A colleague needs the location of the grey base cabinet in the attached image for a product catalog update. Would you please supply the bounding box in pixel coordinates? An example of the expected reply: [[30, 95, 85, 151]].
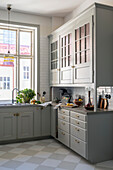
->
[[50, 107, 57, 138], [18, 112, 33, 139], [0, 112, 16, 141], [34, 106, 51, 137], [42, 106, 50, 136], [0, 107, 34, 141]]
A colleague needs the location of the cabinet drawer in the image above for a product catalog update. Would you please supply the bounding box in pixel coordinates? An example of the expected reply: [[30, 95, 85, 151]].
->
[[58, 129, 69, 147], [70, 135, 87, 158], [70, 111, 87, 121], [58, 113, 69, 122], [70, 124, 87, 141], [58, 119, 69, 133], [70, 117, 87, 129], [58, 108, 69, 116]]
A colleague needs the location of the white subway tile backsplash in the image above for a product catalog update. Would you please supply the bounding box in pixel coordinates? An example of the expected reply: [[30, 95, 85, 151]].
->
[[40, 37, 50, 101]]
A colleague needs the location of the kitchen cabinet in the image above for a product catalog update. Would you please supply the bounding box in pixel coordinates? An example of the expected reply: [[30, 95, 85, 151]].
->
[[60, 31, 73, 84], [50, 35, 60, 85], [0, 108, 34, 141], [70, 111, 87, 158], [34, 107, 41, 137], [57, 108, 113, 163], [58, 108, 70, 147], [0, 112, 16, 141], [50, 106, 57, 138], [42, 106, 51, 136], [73, 16, 93, 83], [18, 111, 33, 139], [34, 106, 51, 137], [49, 3, 113, 89]]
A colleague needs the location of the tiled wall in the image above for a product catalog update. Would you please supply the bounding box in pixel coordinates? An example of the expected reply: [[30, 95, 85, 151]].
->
[[52, 87, 86, 104], [97, 87, 113, 110], [40, 37, 50, 101]]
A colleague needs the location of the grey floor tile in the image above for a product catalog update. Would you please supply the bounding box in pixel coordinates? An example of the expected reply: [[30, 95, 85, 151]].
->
[[1, 153, 18, 159], [27, 156, 45, 164], [41, 147, 57, 153], [49, 153, 66, 160], [96, 160, 113, 169], [41, 158, 61, 167], [58, 161, 77, 170], [16, 162, 39, 170], [18, 144, 33, 149], [35, 165, 55, 170], [0, 146, 13, 152], [2, 160, 22, 169], [21, 149, 38, 156], [75, 163, 95, 170]]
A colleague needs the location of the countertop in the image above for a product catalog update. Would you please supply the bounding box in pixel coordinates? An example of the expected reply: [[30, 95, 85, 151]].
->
[[51, 102, 113, 115]]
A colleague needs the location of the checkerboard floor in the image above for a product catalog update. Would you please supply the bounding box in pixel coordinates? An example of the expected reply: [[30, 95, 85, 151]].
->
[[0, 139, 112, 170]]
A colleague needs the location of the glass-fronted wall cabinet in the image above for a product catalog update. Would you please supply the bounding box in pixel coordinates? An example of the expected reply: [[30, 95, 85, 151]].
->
[[50, 37, 59, 85], [74, 16, 93, 83], [60, 32, 73, 84]]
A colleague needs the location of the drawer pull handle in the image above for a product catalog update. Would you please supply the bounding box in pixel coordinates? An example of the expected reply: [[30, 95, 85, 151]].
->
[[76, 115, 79, 118], [62, 111, 65, 113], [62, 116, 65, 119], [75, 127, 79, 131], [62, 132, 65, 135], [76, 121, 79, 124], [75, 139, 80, 143], [62, 122, 65, 125]]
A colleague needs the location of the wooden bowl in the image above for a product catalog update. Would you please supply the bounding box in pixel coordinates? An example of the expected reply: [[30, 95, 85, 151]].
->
[[73, 101, 83, 106]]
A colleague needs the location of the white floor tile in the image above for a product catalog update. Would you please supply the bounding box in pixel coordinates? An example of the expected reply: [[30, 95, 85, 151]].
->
[[41, 158, 61, 167]]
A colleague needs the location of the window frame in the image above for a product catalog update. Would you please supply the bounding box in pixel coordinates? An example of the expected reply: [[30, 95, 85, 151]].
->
[[0, 20, 40, 102]]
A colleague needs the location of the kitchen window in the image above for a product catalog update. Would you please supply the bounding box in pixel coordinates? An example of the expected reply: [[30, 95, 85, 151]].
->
[[0, 23, 39, 103]]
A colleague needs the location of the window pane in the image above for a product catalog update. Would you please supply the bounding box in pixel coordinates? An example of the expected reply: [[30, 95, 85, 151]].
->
[[20, 31, 31, 55], [0, 58, 16, 101], [0, 29, 16, 54], [20, 59, 31, 90]]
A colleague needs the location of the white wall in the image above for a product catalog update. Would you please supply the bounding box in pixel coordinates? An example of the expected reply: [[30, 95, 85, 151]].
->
[[0, 9, 52, 37], [52, 17, 64, 31], [64, 0, 113, 23]]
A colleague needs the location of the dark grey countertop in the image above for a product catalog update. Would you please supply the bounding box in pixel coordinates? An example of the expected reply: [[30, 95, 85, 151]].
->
[[0, 103, 44, 108], [51, 102, 113, 115]]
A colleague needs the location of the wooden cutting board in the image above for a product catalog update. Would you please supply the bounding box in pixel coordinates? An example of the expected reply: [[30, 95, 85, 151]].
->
[[61, 104, 78, 108]]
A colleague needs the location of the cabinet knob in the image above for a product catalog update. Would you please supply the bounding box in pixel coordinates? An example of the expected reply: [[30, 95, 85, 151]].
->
[[62, 122, 65, 125], [62, 116, 65, 119], [76, 115, 79, 118], [62, 111, 65, 113], [61, 132, 65, 135], [75, 139, 80, 143], [76, 121, 79, 124], [75, 127, 79, 131], [14, 113, 16, 116], [16, 113, 20, 116]]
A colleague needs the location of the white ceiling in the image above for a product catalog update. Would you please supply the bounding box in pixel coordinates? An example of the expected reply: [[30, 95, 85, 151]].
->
[[0, 0, 85, 17]]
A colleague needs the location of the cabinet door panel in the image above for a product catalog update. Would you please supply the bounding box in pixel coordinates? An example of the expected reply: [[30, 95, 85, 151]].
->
[[0, 113, 16, 141], [51, 107, 57, 138], [42, 107, 50, 136], [34, 107, 41, 137], [74, 66, 90, 83], [18, 112, 33, 139]]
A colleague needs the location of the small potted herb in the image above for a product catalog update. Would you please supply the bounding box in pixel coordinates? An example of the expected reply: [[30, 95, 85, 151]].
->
[[16, 88, 36, 103]]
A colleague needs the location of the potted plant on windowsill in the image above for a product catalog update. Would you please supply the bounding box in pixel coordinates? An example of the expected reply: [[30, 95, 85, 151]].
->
[[16, 88, 36, 104]]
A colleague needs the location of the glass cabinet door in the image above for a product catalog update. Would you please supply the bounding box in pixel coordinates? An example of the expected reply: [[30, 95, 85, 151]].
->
[[51, 41, 58, 70], [75, 23, 90, 65], [61, 33, 72, 68]]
